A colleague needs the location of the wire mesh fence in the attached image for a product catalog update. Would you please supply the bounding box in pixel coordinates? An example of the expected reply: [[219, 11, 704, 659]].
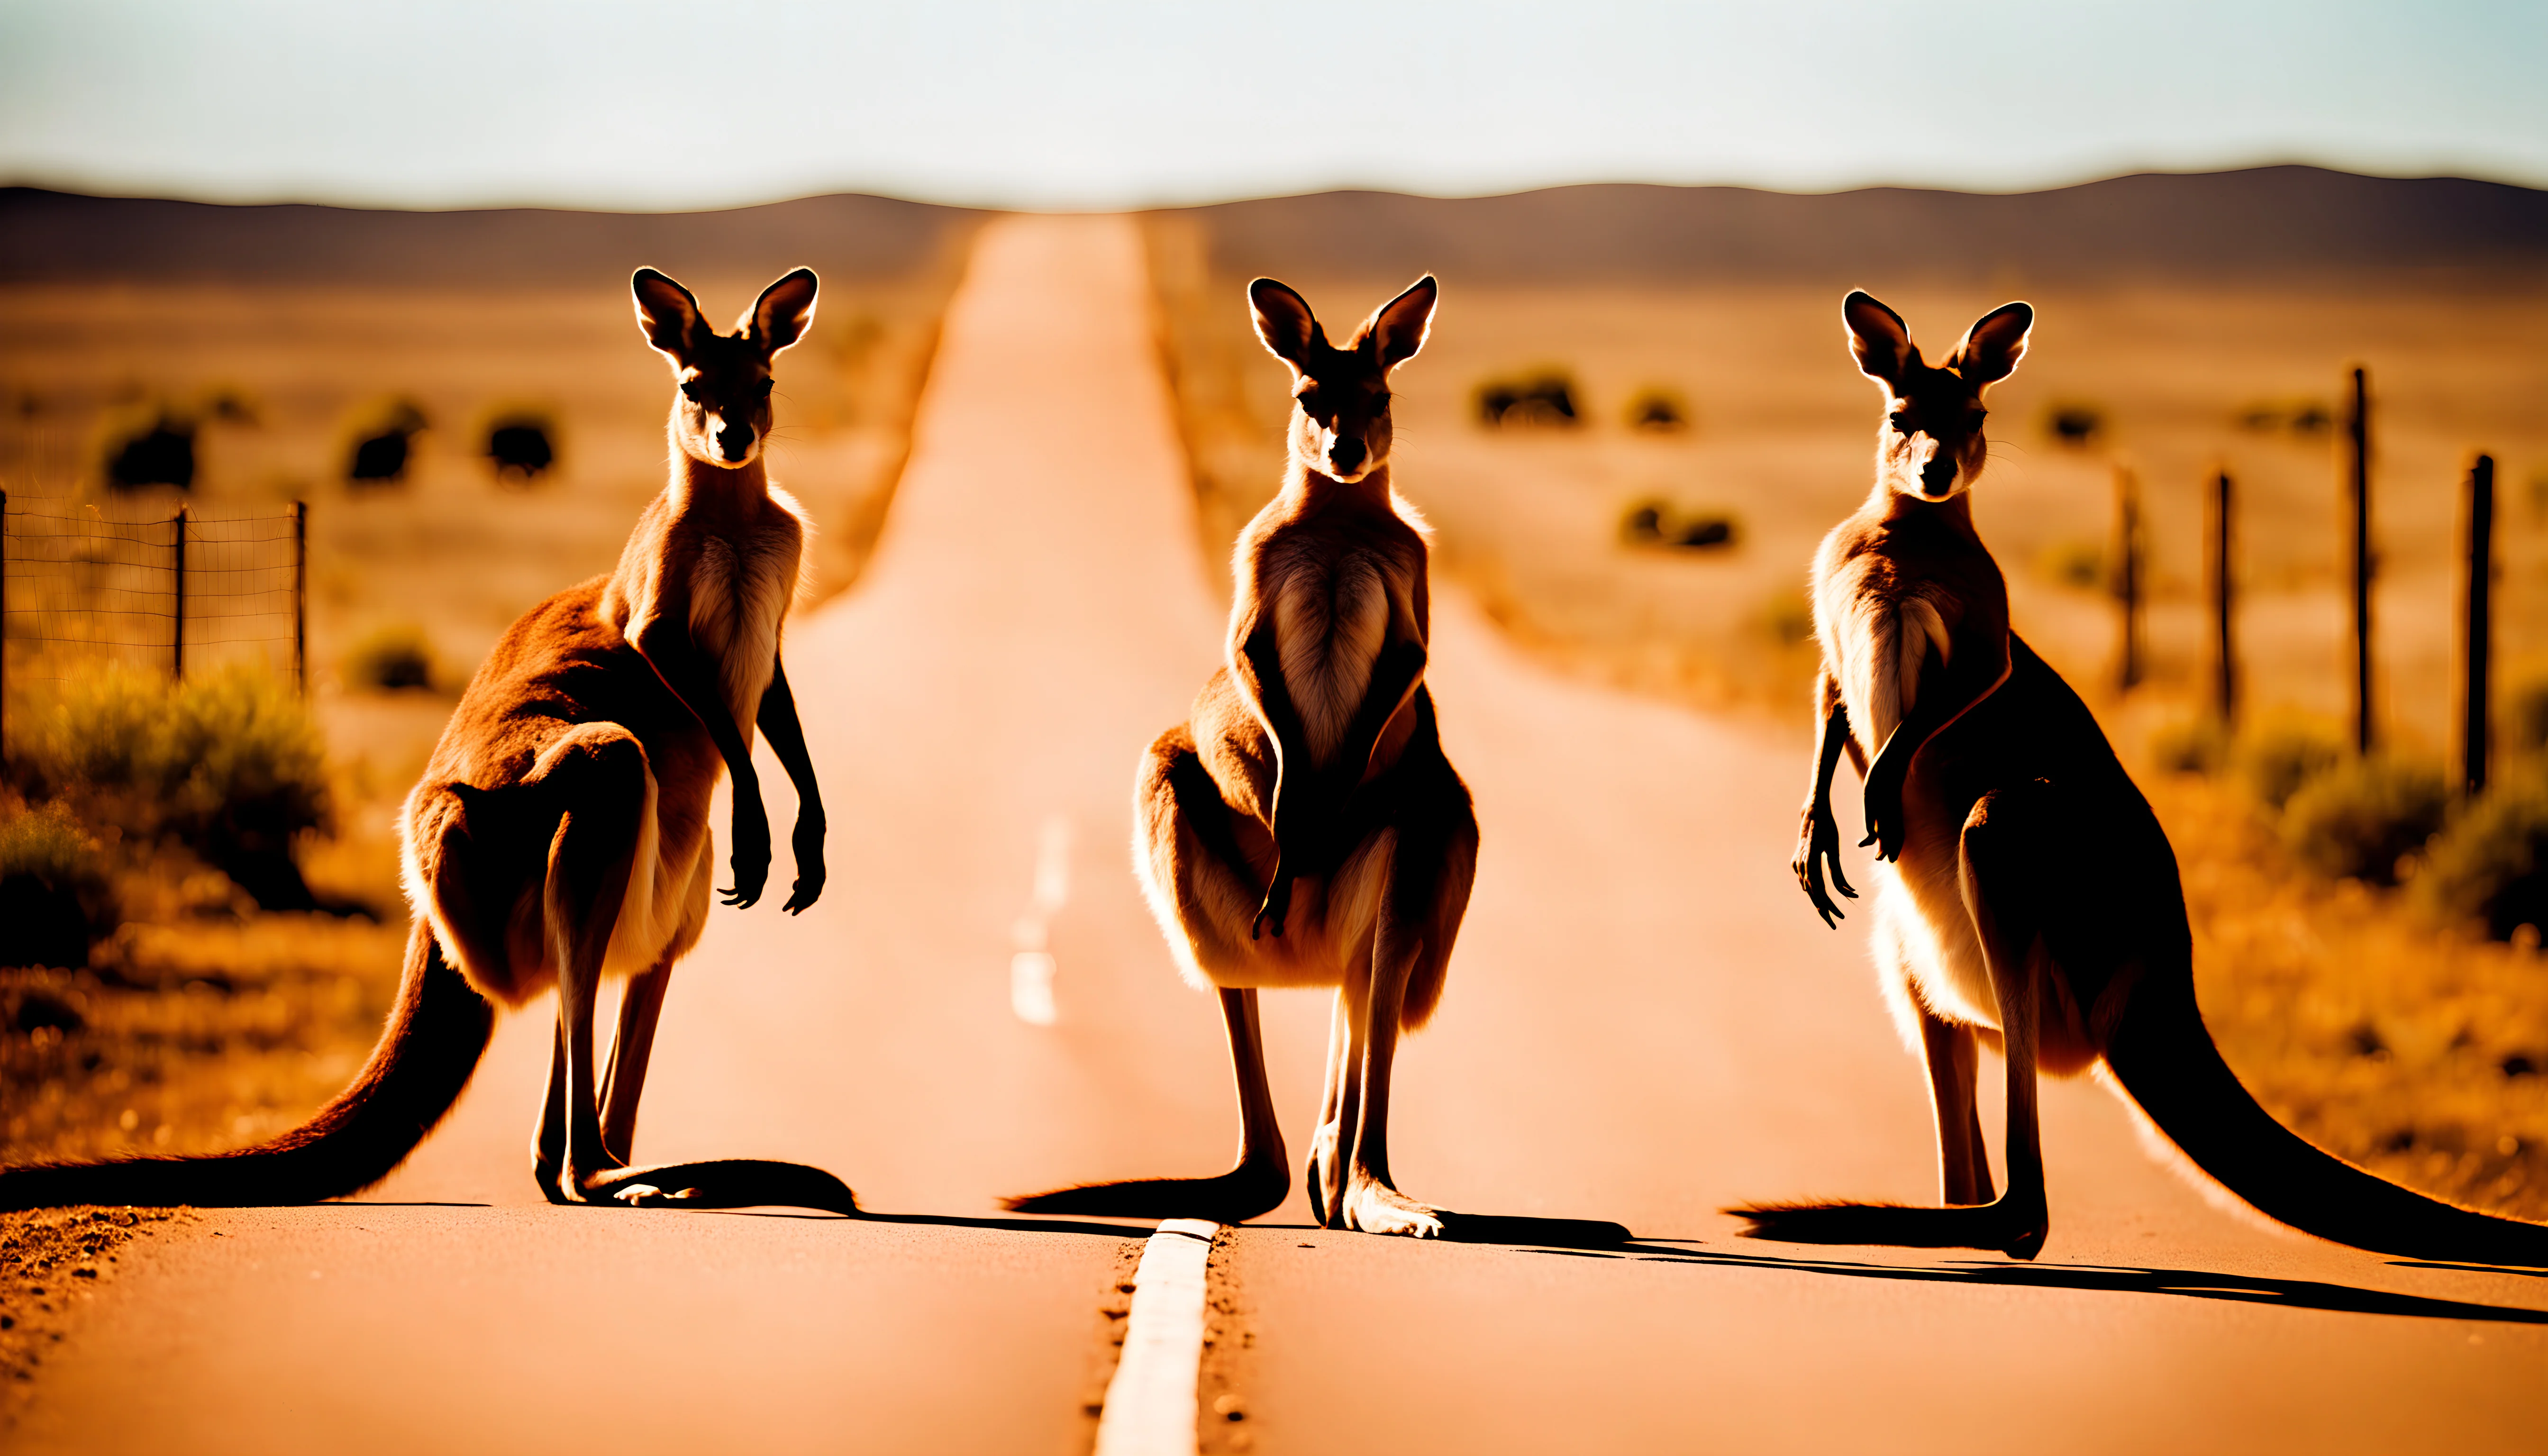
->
[[0, 491, 307, 703]]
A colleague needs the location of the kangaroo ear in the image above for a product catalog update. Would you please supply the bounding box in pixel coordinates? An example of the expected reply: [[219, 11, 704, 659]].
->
[[1843, 290, 1915, 387], [1948, 301, 2032, 386], [633, 269, 706, 362], [1366, 275, 1438, 371], [1248, 278, 1323, 372], [748, 267, 819, 355]]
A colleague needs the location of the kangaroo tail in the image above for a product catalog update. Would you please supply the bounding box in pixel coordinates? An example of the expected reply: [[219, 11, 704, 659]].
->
[[2105, 977, 2548, 1267], [0, 920, 494, 1211]]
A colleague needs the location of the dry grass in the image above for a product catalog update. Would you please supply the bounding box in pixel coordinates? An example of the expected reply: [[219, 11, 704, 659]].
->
[[2159, 773, 2548, 1220], [1144, 218, 2548, 1222], [0, 255, 964, 1183], [2, 915, 407, 1168]]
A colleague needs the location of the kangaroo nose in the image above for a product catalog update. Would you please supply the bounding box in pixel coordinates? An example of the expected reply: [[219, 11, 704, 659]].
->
[[1920, 456, 1956, 495], [717, 423, 755, 460], [1329, 436, 1367, 474]]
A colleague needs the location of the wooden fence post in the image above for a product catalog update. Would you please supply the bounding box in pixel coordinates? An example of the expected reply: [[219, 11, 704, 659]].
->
[[2347, 365, 2373, 753], [293, 499, 309, 697], [2210, 467, 2235, 725], [2114, 463, 2144, 693], [2465, 453, 2495, 796], [171, 501, 189, 679], [1, 488, 9, 764]]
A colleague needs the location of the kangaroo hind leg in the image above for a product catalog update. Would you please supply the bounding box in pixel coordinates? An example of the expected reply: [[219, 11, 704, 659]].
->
[[600, 957, 674, 1165], [1916, 997, 1995, 1207], [525, 727, 857, 1215], [1306, 990, 1350, 1225], [1729, 784, 2055, 1258], [532, 729, 650, 1203], [1003, 733, 1288, 1222], [1003, 987, 1290, 1221], [1338, 828, 1456, 1238]]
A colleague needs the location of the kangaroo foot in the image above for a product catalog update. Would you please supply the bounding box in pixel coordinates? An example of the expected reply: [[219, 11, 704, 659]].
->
[[1342, 1174, 1443, 1238], [531, 1154, 574, 1207], [1304, 1123, 1342, 1228]]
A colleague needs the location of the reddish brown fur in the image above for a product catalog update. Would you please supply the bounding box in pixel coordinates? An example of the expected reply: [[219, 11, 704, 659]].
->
[[1008, 276, 1478, 1236], [0, 269, 854, 1214], [1741, 291, 2548, 1267]]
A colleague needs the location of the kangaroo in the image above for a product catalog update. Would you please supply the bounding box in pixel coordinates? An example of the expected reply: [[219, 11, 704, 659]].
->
[[1008, 277, 1477, 1236], [1734, 290, 2548, 1265], [0, 268, 854, 1215]]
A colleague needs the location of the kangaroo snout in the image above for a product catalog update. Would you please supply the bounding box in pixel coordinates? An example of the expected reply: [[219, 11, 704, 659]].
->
[[1920, 454, 1957, 495], [716, 422, 756, 461], [1328, 435, 1368, 475]]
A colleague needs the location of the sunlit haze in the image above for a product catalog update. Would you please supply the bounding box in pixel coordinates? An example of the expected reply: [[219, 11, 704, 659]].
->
[[3, 0, 2543, 210]]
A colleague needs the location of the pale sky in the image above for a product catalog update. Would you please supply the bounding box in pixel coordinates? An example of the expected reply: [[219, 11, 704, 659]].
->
[[2, 0, 2542, 211]]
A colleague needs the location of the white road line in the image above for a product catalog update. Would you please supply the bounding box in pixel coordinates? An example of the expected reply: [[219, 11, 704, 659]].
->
[[1093, 1219, 1220, 1456], [1010, 813, 1073, 1025]]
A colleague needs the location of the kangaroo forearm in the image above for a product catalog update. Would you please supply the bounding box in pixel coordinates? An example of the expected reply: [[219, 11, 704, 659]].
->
[[755, 662, 824, 818], [1810, 693, 1851, 816], [1875, 647, 2009, 781], [1329, 642, 1426, 792], [634, 619, 762, 786], [1238, 627, 1316, 837]]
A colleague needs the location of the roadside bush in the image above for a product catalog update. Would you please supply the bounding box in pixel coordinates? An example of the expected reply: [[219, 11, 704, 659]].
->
[[1620, 499, 1739, 550], [2417, 773, 2548, 942], [2507, 671, 2548, 758], [346, 622, 436, 692], [7, 663, 331, 910], [2234, 714, 2346, 810], [1625, 389, 1689, 432], [2279, 753, 2448, 885], [1476, 371, 1581, 428], [2044, 400, 2104, 447], [2038, 538, 2105, 592], [1761, 590, 1815, 648], [0, 801, 118, 968], [2152, 716, 2231, 775]]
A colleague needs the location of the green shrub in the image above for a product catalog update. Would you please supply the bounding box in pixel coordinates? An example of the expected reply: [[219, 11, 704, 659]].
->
[[2280, 753, 2448, 885], [2235, 714, 2346, 810], [6, 663, 331, 910], [346, 621, 436, 691], [0, 801, 118, 967], [2038, 538, 2106, 592], [2152, 716, 2231, 775], [1761, 590, 1815, 648], [2417, 772, 2548, 941], [2508, 672, 2548, 758]]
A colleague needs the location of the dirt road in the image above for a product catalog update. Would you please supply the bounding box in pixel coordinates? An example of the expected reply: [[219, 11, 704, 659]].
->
[[13, 216, 2545, 1455]]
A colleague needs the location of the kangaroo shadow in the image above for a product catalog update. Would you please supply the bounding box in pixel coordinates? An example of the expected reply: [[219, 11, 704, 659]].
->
[[1603, 1243, 2548, 1325]]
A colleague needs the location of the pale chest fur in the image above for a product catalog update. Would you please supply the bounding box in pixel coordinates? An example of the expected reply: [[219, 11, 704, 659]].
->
[[1812, 522, 1952, 760], [1263, 538, 1410, 767], [683, 513, 804, 735], [1812, 519, 1996, 1030], [606, 488, 808, 739]]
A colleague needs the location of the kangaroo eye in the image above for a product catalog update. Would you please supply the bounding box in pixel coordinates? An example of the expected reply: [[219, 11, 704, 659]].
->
[[681, 380, 705, 403], [1888, 411, 1912, 432], [756, 379, 775, 398], [1372, 393, 1392, 412]]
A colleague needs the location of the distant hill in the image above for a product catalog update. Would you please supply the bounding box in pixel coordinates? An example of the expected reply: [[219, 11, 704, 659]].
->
[[1165, 167, 2548, 285], [4, 167, 2542, 287], [0, 189, 976, 285]]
